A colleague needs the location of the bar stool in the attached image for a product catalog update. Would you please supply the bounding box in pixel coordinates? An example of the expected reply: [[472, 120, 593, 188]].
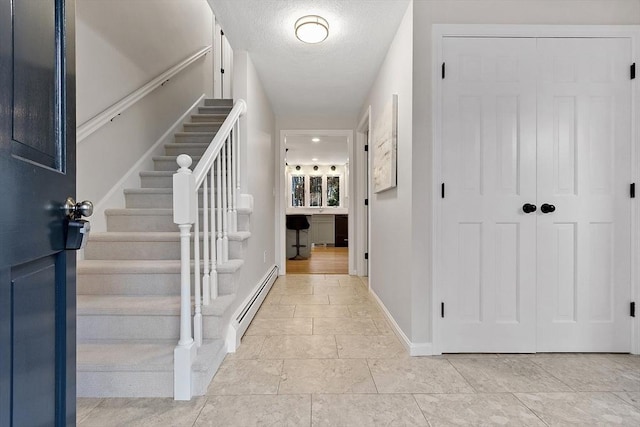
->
[[286, 215, 310, 260]]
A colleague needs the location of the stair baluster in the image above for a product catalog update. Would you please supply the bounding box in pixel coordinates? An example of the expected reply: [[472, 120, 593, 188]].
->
[[173, 99, 246, 401], [210, 170, 218, 299]]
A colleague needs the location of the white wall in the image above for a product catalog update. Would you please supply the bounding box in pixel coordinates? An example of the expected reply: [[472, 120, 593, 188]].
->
[[362, 0, 640, 350], [76, 0, 213, 227], [231, 51, 277, 310], [359, 2, 415, 341]]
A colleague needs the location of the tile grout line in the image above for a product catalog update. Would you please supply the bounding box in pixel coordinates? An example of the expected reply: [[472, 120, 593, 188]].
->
[[511, 392, 551, 427], [445, 358, 478, 393], [365, 358, 380, 394], [527, 356, 577, 392], [190, 396, 210, 427], [76, 398, 105, 425], [410, 393, 431, 426]]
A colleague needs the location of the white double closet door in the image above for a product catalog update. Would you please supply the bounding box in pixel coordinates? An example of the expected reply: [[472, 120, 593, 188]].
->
[[440, 36, 632, 353]]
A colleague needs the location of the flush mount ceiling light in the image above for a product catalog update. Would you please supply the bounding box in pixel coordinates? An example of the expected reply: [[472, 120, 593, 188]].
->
[[311, 137, 320, 142], [295, 15, 329, 44]]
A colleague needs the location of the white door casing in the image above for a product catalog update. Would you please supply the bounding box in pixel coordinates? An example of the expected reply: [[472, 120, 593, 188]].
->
[[439, 34, 634, 353]]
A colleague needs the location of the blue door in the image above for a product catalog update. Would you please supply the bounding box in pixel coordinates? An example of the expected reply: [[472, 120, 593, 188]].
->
[[0, 0, 77, 425]]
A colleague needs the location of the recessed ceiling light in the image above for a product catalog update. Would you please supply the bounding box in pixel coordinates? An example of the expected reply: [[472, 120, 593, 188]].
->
[[312, 158, 318, 162], [295, 15, 329, 44], [312, 137, 320, 142]]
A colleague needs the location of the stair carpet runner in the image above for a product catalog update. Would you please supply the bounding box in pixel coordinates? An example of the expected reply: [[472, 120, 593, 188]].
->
[[76, 99, 252, 398]]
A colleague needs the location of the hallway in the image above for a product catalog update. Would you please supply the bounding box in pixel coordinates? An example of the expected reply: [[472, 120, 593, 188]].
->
[[285, 246, 349, 275], [77, 274, 640, 426]]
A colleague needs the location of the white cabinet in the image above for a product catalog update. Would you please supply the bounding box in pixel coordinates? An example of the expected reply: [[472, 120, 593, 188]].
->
[[310, 215, 335, 245]]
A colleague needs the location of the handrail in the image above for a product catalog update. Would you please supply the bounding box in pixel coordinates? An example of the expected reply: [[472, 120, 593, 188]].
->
[[193, 99, 247, 187], [76, 45, 212, 143]]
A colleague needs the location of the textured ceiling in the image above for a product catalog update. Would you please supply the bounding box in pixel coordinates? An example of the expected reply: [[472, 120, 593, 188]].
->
[[209, 0, 410, 119], [285, 134, 349, 165]]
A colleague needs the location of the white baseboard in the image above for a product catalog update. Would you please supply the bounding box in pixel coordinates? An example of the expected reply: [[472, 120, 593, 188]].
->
[[91, 94, 207, 232], [369, 288, 433, 356], [226, 265, 278, 352]]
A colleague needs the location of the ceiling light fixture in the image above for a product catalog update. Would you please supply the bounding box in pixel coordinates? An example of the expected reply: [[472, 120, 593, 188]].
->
[[311, 158, 318, 162], [311, 137, 320, 142], [295, 15, 329, 44]]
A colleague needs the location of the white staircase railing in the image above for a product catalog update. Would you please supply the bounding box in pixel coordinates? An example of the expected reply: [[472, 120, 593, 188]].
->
[[172, 98, 247, 400]]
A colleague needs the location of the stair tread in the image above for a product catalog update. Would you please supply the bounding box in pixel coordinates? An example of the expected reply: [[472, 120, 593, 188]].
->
[[77, 339, 224, 372]]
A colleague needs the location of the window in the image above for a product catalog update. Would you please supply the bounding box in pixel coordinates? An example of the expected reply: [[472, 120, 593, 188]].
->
[[326, 176, 340, 207], [287, 166, 344, 209], [291, 176, 305, 207], [310, 176, 323, 207]]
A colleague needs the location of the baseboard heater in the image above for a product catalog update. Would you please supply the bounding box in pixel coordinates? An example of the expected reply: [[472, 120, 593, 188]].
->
[[226, 265, 278, 352]]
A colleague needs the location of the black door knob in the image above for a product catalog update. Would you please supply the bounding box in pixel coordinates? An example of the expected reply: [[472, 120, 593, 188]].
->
[[540, 203, 556, 213], [522, 203, 537, 214]]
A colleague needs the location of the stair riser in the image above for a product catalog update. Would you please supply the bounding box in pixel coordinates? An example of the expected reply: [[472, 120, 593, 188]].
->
[[85, 236, 245, 261], [77, 315, 221, 340], [164, 145, 208, 156], [107, 213, 176, 232], [125, 192, 206, 209], [140, 175, 172, 188], [78, 273, 183, 295], [183, 124, 222, 132], [153, 158, 200, 172], [238, 213, 251, 233], [229, 239, 245, 260], [204, 99, 233, 107], [77, 271, 237, 296], [77, 371, 173, 398], [175, 134, 216, 144], [140, 173, 231, 189], [198, 107, 232, 114], [85, 240, 183, 260], [190, 114, 227, 123]]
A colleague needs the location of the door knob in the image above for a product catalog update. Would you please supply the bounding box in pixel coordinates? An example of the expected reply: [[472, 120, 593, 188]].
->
[[522, 203, 537, 214], [540, 203, 556, 214], [64, 197, 94, 219]]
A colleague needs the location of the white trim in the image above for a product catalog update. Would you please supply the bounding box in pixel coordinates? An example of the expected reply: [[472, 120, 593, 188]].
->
[[356, 107, 371, 277], [431, 24, 640, 355], [278, 129, 355, 275], [226, 265, 278, 352], [90, 94, 206, 233], [370, 288, 432, 356], [77, 46, 211, 143]]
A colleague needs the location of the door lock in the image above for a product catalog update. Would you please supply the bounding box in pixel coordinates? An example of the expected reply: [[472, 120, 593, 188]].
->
[[64, 197, 93, 250]]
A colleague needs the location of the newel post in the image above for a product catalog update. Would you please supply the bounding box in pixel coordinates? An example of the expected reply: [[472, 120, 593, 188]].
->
[[173, 154, 197, 400]]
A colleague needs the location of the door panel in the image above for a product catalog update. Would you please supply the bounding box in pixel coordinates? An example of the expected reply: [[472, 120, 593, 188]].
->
[[441, 37, 538, 352], [440, 35, 632, 353], [536, 38, 632, 352], [0, 0, 76, 424]]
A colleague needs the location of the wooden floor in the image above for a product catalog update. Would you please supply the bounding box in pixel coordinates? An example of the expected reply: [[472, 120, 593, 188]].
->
[[286, 246, 348, 274]]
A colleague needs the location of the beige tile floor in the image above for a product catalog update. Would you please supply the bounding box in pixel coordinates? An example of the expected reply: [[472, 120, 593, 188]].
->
[[78, 274, 640, 426]]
